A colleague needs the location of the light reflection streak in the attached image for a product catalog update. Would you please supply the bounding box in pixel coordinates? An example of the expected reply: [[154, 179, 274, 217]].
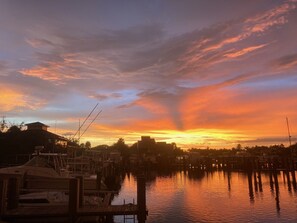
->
[[113, 170, 297, 222]]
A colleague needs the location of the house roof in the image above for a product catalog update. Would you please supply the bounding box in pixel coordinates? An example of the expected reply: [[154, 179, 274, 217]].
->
[[25, 122, 49, 127]]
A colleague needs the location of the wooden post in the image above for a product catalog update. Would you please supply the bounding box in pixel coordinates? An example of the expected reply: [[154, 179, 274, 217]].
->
[[77, 176, 84, 207], [0, 178, 8, 214], [286, 171, 292, 191], [291, 171, 297, 190], [258, 171, 263, 192], [137, 174, 146, 223], [7, 177, 19, 210], [269, 172, 274, 191], [69, 178, 79, 222], [273, 172, 280, 212], [247, 172, 254, 202], [253, 172, 258, 192]]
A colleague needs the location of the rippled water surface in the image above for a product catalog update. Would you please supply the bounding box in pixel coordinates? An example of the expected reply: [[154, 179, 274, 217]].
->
[[113, 170, 297, 223]]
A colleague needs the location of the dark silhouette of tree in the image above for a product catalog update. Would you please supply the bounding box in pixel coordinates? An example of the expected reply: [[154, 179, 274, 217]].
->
[[7, 125, 22, 133], [85, 141, 91, 149], [0, 117, 8, 133], [112, 138, 130, 166]]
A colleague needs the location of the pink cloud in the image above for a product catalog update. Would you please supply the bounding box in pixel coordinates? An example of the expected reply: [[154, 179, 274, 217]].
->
[[224, 44, 268, 58]]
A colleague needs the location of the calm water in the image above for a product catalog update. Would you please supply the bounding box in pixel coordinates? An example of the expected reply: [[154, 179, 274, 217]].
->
[[112, 170, 297, 223]]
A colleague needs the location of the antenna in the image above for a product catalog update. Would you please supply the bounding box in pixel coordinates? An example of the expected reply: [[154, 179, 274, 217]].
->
[[286, 117, 292, 147]]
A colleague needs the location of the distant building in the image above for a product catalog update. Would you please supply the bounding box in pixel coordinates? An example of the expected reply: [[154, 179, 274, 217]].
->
[[137, 136, 176, 155], [137, 136, 156, 154]]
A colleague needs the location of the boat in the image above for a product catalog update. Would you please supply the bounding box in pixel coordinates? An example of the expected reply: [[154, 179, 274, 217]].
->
[[0, 153, 69, 178]]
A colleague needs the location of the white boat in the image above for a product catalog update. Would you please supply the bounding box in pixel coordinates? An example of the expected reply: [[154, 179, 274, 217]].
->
[[0, 153, 68, 178]]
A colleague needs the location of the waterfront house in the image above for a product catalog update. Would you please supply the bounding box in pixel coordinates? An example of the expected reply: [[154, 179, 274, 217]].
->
[[0, 121, 72, 166]]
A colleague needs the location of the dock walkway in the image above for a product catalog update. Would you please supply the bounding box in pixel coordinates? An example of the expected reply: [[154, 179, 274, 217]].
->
[[0, 174, 148, 223], [2, 204, 140, 218]]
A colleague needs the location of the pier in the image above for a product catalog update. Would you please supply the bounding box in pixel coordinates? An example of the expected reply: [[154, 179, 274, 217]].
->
[[178, 155, 297, 172], [0, 174, 148, 223]]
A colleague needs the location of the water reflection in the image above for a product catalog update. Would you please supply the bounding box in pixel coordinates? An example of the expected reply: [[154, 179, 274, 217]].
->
[[113, 170, 297, 223]]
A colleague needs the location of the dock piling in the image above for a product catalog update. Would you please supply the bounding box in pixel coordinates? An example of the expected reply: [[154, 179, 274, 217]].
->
[[69, 178, 80, 222], [137, 174, 146, 223], [77, 176, 84, 207], [0, 178, 8, 214]]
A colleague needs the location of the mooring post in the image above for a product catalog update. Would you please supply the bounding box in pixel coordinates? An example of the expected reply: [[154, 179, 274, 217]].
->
[[253, 171, 258, 192], [137, 174, 146, 223], [258, 171, 263, 192], [69, 178, 80, 222], [291, 170, 297, 190], [76, 176, 84, 207], [7, 177, 19, 210], [247, 171, 254, 202], [0, 178, 8, 214]]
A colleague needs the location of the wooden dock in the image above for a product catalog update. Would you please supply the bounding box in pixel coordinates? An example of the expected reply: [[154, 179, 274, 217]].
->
[[0, 174, 148, 223], [2, 204, 140, 218]]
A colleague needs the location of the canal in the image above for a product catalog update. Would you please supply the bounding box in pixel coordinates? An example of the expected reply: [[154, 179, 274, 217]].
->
[[113, 170, 297, 223]]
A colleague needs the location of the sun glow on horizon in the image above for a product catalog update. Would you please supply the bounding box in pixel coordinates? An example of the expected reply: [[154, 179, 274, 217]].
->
[[76, 127, 253, 150]]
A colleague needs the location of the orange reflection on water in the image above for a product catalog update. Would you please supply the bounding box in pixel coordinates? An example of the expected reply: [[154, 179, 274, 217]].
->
[[113, 171, 297, 223]]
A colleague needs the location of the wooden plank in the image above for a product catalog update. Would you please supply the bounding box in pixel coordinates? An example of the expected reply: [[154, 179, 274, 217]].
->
[[2, 206, 68, 218], [78, 205, 140, 216], [2, 204, 145, 219], [24, 178, 99, 190], [25, 178, 70, 190]]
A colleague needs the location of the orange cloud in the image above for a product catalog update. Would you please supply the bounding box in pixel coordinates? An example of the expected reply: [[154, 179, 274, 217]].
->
[[179, 83, 297, 141], [0, 87, 26, 111], [201, 35, 243, 53], [244, 1, 296, 32], [19, 53, 91, 82], [133, 97, 168, 115], [272, 53, 297, 70], [178, 0, 295, 74], [20, 67, 62, 81], [224, 44, 268, 58]]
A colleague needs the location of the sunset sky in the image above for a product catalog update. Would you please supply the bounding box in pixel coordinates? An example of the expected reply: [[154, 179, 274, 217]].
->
[[1, 0, 297, 149]]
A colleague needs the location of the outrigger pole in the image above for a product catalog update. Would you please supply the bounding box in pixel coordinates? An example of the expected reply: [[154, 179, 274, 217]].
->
[[286, 117, 292, 147], [73, 103, 99, 139], [78, 109, 102, 140]]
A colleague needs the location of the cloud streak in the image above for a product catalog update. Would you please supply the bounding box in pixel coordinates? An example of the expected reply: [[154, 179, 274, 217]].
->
[[272, 53, 297, 70]]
